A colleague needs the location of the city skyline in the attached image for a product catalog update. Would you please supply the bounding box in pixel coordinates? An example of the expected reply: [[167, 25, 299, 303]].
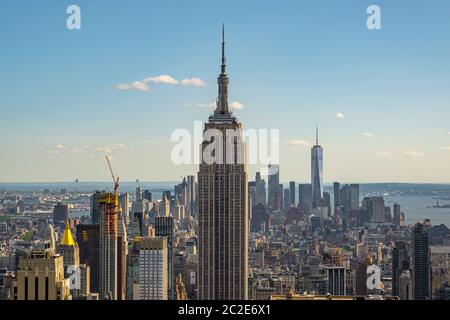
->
[[1, 0, 450, 183]]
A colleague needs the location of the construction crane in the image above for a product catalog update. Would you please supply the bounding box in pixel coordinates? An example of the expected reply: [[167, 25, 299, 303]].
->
[[105, 155, 119, 193]]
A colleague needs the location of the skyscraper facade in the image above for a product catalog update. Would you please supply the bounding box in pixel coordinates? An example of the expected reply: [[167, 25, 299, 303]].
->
[[98, 192, 118, 300], [76, 224, 100, 294], [197, 27, 248, 300], [53, 203, 68, 227], [311, 126, 323, 209], [255, 172, 266, 206], [268, 164, 280, 210], [392, 241, 410, 297], [289, 181, 296, 205], [138, 237, 168, 300], [298, 184, 312, 213], [155, 216, 174, 300], [412, 223, 430, 300]]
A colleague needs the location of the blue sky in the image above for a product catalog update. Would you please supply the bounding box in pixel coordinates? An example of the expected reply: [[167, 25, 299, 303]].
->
[[1, 0, 450, 183]]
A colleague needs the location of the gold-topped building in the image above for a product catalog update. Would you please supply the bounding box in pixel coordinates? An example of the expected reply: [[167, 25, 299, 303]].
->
[[197, 26, 248, 300]]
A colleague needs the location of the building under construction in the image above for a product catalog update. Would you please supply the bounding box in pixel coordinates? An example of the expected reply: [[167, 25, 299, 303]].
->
[[99, 191, 118, 300]]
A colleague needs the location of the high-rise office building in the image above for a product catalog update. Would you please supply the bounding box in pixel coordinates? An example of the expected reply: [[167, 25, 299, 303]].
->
[[412, 223, 430, 300], [119, 193, 129, 225], [57, 220, 79, 270], [90, 191, 101, 225], [255, 172, 266, 206], [393, 203, 401, 226], [298, 184, 312, 213], [250, 203, 270, 233], [333, 182, 340, 211], [197, 27, 248, 300], [16, 250, 71, 300], [430, 246, 450, 299], [155, 216, 174, 300], [187, 175, 196, 216], [53, 203, 68, 227], [142, 190, 152, 201], [283, 188, 290, 210], [392, 241, 410, 297], [268, 164, 280, 210], [117, 206, 128, 300], [76, 224, 100, 294], [137, 237, 168, 300], [289, 181, 295, 205], [365, 197, 385, 223], [326, 266, 346, 296], [98, 192, 118, 300], [311, 126, 323, 209], [159, 194, 170, 218], [278, 184, 284, 211]]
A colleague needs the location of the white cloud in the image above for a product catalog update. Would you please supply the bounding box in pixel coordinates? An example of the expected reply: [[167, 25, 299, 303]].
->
[[95, 147, 113, 154], [69, 148, 88, 153], [143, 75, 179, 85], [361, 132, 375, 138], [55, 144, 65, 149], [230, 101, 244, 110], [376, 150, 391, 158], [197, 102, 216, 109], [112, 143, 126, 150], [334, 112, 345, 119], [181, 77, 206, 87], [413, 134, 420, 139], [49, 150, 60, 155], [116, 81, 150, 92], [404, 150, 424, 158], [287, 139, 311, 147], [441, 146, 450, 152], [117, 75, 206, 92]]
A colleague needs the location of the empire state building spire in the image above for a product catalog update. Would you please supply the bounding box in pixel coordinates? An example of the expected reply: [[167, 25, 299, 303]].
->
[[216, 24, 230, 114]]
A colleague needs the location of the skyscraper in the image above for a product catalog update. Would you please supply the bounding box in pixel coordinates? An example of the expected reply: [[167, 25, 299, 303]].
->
[[76, 224, 100, 294], [98, 192, 118, 300], [393, 203, 401, 226], [16, 250, 71, 300], [155, 216, 174, 300], [333, 182, 340, 212], [311, 126, 323, 209], [53, 203, 68, 227], [298, 184, 312, 213], [197, 26, 248, 300], [412, 223, 430, 300], [392, 241, 410, 297], [289, 181, 295, 205], [57, 220, 79, 270], [268, 164, 280, 210], [117, 206, 128, 300], [187, 175, 196, 216], [90, 191, 101, 225], [255, 172, 266, 206], [137, 237, 168, 300]]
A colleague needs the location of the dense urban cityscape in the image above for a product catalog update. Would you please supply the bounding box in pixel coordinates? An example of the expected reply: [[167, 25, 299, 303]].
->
[[1, 25, 449, 302]]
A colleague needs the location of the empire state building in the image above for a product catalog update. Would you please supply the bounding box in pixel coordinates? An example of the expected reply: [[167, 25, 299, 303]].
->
[[197, 26, 248, 300]]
